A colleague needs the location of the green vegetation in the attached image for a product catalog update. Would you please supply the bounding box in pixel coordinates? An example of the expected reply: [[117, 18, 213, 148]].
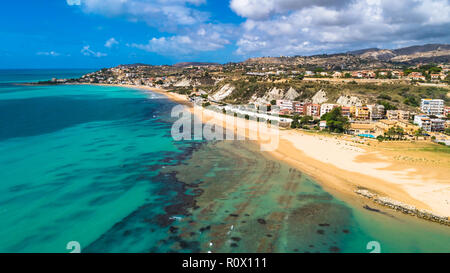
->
[[290, 115, 313, 129], [320, 107, 349, 133], [445, 128, 450, 136], [217, 79, 449, 110], [403, 96, 419, 107], [383, 126, 405, 140], [377, 100, 398, 110]]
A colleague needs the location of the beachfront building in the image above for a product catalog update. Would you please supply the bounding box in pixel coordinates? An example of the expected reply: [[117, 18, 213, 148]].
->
[[293, 101, 305, 115], [376, 120, 419, 136], [341, 107, 351, 118], [305, 103, 321, 118], [353, 106, 370, 120], [276, 100, 293, 111], [320, 103, 338, 117], [367, 104, 385, 120], [421, 99, 444, 116], [347, 123, 377, 136], [386, 110, 410, 121], [319, 120, 328, 130], [414, 115, 432, 131]]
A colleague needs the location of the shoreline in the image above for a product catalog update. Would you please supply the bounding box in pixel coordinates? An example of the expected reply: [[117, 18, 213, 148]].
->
[[50, 83, 450, 224]]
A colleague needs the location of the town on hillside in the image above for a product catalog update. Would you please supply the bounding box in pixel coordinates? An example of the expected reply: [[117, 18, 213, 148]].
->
[[37, 51, 450, 146]]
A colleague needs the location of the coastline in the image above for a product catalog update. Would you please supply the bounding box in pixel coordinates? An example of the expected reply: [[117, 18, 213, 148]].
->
[[68, 83, 450, 223]]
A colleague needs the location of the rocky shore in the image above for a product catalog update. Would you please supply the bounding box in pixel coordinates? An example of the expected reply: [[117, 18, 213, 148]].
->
[[355, 189, 450, 226]]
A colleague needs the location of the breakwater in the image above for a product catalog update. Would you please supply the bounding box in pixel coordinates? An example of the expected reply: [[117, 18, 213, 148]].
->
[[355, 189, 450, 226]]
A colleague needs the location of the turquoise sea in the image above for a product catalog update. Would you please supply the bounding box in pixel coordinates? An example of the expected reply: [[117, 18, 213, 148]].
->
[[0, 70, 449, 253]]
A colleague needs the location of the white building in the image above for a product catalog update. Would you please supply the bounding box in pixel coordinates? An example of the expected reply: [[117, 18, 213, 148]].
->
[[421, 99, 444, 116], [320, 104, 337, 117], [276, 100, 293, 110], [414, 115, 431, 131]]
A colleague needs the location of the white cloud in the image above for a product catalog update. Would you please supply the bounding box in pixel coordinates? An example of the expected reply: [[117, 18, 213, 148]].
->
[[231, 0, 450, 56], [81, 45, 107, 57], [66, 0, 81, 6], [105, 37, 119, 48], [67, 0, 209, 30], [37, 51, 61, 56], [68, 0, 450, 58], [129, 25, 233, 55]]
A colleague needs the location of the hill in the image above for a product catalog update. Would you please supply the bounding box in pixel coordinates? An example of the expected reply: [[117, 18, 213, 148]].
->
[[244, 43, 450, 68]]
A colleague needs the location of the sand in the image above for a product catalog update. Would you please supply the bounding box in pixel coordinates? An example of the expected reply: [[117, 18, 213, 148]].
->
[[90, 84, 450, 218]]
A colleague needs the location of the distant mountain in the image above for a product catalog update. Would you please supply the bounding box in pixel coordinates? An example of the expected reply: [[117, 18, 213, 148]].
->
[[118, 63, 151, 67], [244, 44, 450, 68], [173, 62, 220, 67], [346, 48, 381, 55], [392, 44, 450, 55], [349, 44, 450, 63]]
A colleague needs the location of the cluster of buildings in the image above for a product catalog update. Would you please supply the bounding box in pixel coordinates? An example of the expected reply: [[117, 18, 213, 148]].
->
[[301, 67, 449, 82], [350, 99, 449, 139], [413, 99, 448, 132], [274, 100, 386, 121], [271, 98, 449, 139]]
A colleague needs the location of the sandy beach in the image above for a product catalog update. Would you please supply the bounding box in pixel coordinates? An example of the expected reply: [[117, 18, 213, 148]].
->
[[93, 84, 450, 219]]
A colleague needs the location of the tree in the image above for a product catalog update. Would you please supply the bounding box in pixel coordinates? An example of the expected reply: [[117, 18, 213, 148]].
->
[[414, 128, 425, 140], [291, 115, 300, 129], [385, 126, 405, 140], [403, 96, 419, 107], [377, 100, 397, 110], [320, 107, 349, 133], [270, 100, 277, 105], [299, 115, 313, 126]]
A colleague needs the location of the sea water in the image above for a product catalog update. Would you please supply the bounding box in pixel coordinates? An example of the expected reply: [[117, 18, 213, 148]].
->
[[0, 70, 449, 253]]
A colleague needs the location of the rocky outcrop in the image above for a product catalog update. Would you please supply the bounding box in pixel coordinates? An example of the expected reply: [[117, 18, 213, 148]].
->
[[210, 84, 235, 101], [336, 95, 363, 106], [283, 87, 300, 100], [311, 89, 328, 104], [173, 78, 192, 87], [355, 189, 450, 226]]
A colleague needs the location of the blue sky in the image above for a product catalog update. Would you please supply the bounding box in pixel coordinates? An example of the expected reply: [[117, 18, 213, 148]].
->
[[1, 0, 449, 69]]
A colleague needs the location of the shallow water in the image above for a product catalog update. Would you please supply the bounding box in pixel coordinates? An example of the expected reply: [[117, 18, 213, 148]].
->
[[0, 71, 449, 253]]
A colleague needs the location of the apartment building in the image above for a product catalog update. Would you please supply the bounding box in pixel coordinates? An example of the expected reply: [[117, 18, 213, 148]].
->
[[421, 99, 444, 116], [320, 104, 338, 117], [367, 104, 385, 120], [341, 107, 351, 118], [414, 115, 431, 131], [386, 110, 410, 121], [293, 101, 305, 115], [431, 119, 445, 132], [276, 100, 293, 111], [352, 106, 370, 120], [305, 103, 321, 118]]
